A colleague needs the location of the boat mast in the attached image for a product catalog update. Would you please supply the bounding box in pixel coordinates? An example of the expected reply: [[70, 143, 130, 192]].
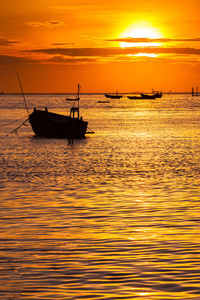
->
[[69, 83, 80, 119], [17, 72, 30, 116], [77, 83, 80, 111]]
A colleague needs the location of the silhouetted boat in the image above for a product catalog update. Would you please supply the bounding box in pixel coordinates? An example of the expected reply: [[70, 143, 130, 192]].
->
[[141, 92, 162, 99], [127, 95, 144, 100], [97, 100, 110, 103], [29, 84, 88, 138], [128, 91, 162, 100], [105, 92, 122, 99]]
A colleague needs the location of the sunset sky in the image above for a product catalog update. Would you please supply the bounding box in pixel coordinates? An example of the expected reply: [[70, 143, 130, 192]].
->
[[1, 0, 200, 93]]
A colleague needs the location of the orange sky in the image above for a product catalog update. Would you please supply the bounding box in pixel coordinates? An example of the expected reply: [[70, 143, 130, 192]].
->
[[1, 0, 200, 92]]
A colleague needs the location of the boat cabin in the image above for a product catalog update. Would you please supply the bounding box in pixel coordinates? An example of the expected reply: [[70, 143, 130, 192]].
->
[[70, 107, 79, 119]]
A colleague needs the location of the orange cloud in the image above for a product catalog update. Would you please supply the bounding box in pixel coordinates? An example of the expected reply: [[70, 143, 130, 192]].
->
[[26, 20, 64, 28], [24, 46, 200, 57], [0, 39, 20, 46], [107, 37, 200, 43]]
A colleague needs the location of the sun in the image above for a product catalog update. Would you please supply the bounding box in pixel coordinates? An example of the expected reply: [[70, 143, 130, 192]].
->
[[119, 22, 162, 48]]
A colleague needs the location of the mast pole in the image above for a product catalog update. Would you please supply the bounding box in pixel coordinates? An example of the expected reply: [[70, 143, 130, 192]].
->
[[17, 72, 30, 116], [78, 83, 80, 119]]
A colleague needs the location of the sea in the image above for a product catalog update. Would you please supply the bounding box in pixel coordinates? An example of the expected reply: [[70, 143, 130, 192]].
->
[[0, 93, 200, 299]]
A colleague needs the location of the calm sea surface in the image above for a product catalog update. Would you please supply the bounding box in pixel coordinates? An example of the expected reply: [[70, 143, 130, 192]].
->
[[0, 93, 200, 299]]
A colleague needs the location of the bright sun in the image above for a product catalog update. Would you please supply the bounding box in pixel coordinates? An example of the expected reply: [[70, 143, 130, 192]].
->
[[120, 23, 162, 48]]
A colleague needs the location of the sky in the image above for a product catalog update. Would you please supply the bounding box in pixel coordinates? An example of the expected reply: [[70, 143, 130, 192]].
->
[[1, 0, 200, 93]]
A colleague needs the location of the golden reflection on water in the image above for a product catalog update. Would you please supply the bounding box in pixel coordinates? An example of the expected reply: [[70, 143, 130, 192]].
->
[[0, 94, 200, 299]]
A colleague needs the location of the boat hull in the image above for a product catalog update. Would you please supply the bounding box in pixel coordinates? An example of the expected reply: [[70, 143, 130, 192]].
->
[[29, 109, 88, 139], [105, 94, 122, 99], [141, 92, 162, 99], [128, 92, 162, 100]]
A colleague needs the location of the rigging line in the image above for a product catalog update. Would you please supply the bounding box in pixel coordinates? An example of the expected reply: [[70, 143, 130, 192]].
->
[[86, 126, 95, 134], [0, 115, 28, 128], [11, 117, 30, 134], [17, 72, 30, 116]]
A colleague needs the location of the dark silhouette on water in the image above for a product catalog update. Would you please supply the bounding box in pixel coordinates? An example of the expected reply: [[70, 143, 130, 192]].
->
[[29, 106, 88, 139], [16, 75, 90, 140], [105, 91, 123, 99], [29, 84, 88, 139], [128, 91, 162, 100], [97, 100, 110, 103]]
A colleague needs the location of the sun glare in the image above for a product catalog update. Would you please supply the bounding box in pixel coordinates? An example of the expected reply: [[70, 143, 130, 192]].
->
[[120, 23, 162, 48], [134, 53, 158, 58]]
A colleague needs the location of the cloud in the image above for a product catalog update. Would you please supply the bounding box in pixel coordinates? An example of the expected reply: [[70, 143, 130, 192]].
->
[[48, 55, 97, 63], [51, 42, 76, 46], [0, 38, 20, 46], [23, 47, 127, 56], [26, 20, 64, 28], [0, 54, 97, 65], [107, 37, 200, 43], [23, 46, 200, 57], [0, 54, 36, 64], [2, 46, 200, 67]]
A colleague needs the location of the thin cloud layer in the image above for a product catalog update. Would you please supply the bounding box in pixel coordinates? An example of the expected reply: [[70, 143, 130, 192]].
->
[[0, 54, 36, 64], [2, 45, 200, 67], [0, 54, 97, 65], [0, 39, 19, 46], [51, 42, 76, 46], [27, 20, 64, 28], [107, 37, 200, 43], [24, 46, 200, 56]]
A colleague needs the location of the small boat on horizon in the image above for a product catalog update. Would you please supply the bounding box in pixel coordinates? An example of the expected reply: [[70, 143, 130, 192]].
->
[[97, 100, 110, 103], [128, 91, 162, 100], [105, 91, 123, 99]]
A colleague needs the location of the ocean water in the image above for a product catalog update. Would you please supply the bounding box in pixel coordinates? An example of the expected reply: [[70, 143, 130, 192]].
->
[[0, 93, 200, 299]]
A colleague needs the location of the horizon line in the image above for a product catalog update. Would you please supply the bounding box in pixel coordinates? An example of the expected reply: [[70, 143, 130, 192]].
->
[[1, 91, 195, 95]]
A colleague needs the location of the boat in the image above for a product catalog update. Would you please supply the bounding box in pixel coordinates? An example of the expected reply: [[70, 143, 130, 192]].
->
[[105, 92, 123, 99], [29, 84, 88, 139], [128, 91, 162, 100], [127, 95, 145, 100], [140, 91, 162, 99], [97, 100, 110, 103]]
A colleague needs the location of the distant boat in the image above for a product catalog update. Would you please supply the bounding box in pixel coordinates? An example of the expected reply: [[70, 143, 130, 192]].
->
[[97, 100, 110, 103], [29, 84, 88, 139], [128, 91, 162, 100], [141, 91, 162, 99], [105, 92, 123, 99]]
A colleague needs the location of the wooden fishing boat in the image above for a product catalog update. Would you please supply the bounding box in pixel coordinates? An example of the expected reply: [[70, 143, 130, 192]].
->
[[29, 84, 88, 139], [140, 92, 162, 99], [29, 108, 88, 139], [97, 100, 110, 103], [105, 92, 123, 99], [128, 91, 162, 100]]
